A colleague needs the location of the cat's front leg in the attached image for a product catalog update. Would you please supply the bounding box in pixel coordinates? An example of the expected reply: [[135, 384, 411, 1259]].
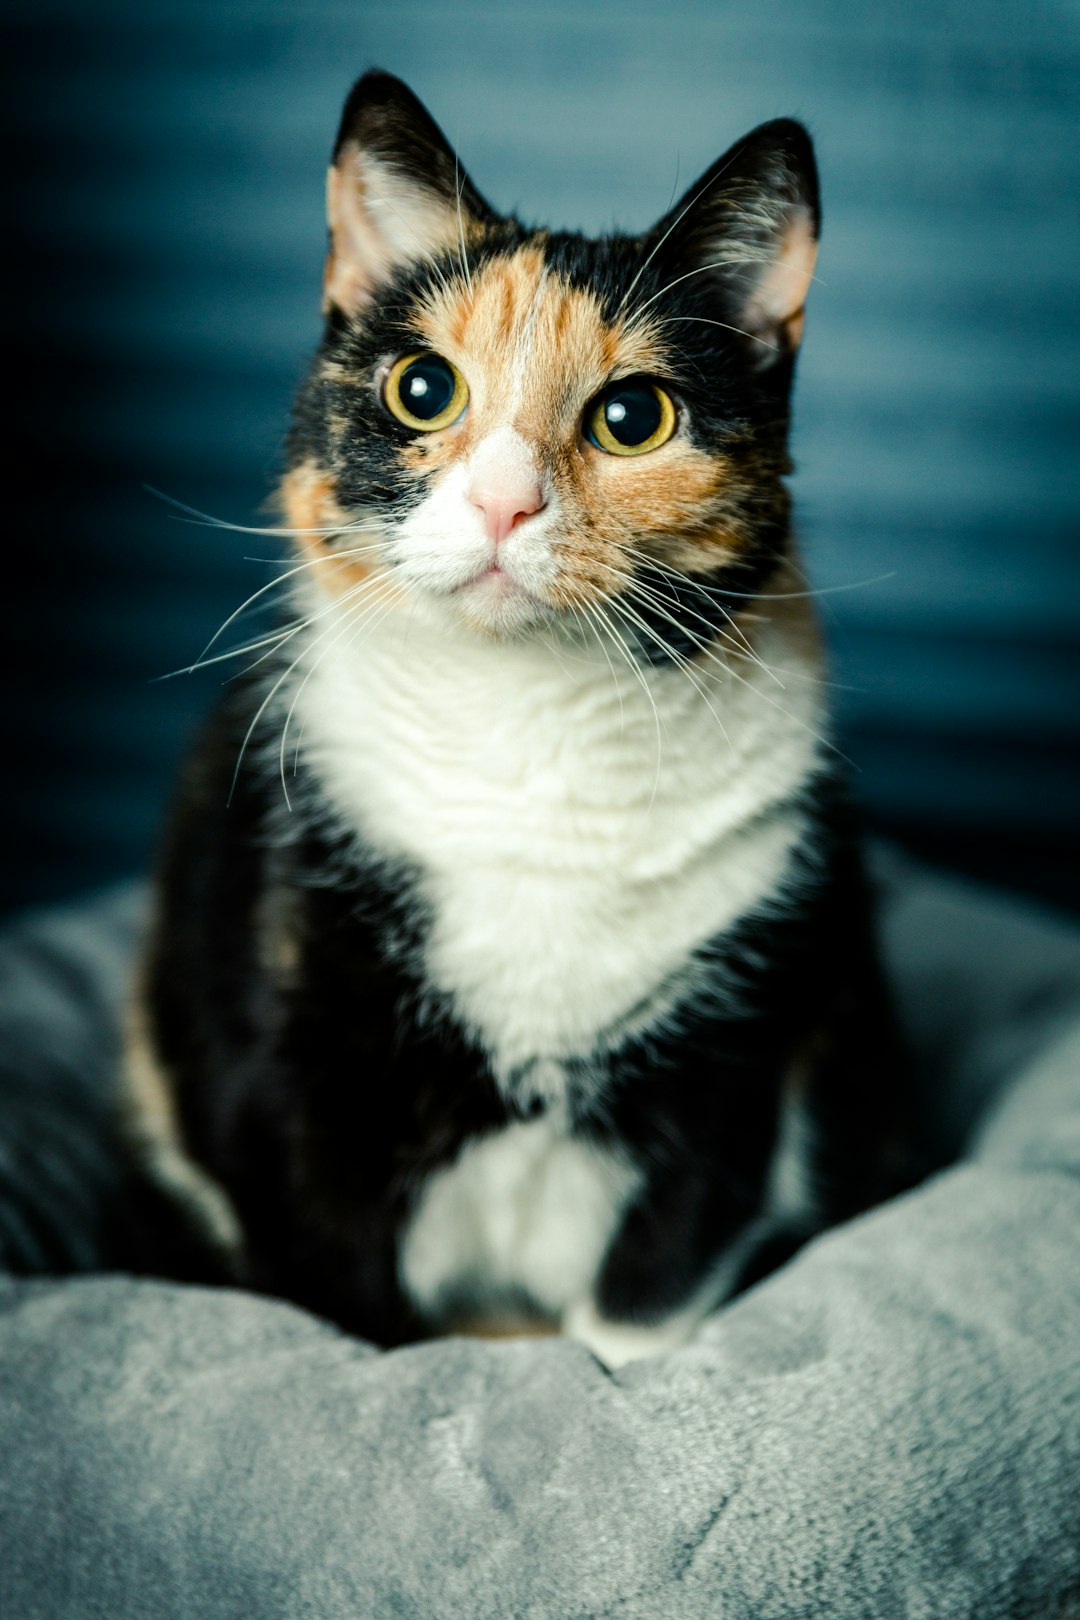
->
[[562, 1213, 813, 1368], [560, 1165, 773, 1369], [562, 1290, 714, 1369]]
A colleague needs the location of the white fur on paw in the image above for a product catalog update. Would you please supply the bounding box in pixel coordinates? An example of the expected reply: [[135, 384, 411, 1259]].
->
[[563, 1297, 699, 1370]]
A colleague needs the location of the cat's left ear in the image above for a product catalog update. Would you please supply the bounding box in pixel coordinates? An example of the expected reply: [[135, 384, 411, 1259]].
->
[[643, 119, 820, 364], [324, 71, 495, 318]]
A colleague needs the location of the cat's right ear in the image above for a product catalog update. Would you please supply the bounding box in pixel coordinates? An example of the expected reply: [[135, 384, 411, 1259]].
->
[[323, 72, 494, 319]]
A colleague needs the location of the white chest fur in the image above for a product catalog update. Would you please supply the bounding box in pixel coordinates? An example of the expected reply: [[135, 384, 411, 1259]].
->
[[399, 1111, 640, 1322], [289, 592, 820, 1088]]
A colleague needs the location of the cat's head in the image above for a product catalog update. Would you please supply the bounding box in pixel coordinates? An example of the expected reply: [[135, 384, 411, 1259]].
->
[[284, 72, 819, 658]]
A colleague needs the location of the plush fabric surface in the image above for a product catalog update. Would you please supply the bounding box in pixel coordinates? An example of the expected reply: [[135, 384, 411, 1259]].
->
[[1, 859, 1079, 1619]]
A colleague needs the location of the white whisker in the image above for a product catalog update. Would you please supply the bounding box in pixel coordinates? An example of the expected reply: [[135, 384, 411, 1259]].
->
[[618, 139, 750, 318], [626, 549, 897, 603], [243, 544, 387, 565], [569, 563, 846, 767], [575, 598, 627, 739], [155, 625, 302, 682], [453, 151, 474, 295], [630, 565, 779, 683], [634, 263, 778, 345], [143, 484, 385, 540], [572, 594, 665, 808], [184, 553, 366, 669], [277, 579, 397, 806], [658, 313, 777, 348], [607, 595, 734, 762], [587, 553, 782, 687]]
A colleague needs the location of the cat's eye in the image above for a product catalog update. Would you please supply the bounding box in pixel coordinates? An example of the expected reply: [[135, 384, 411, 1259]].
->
[[383, 352, 469, 432], [586, 382, 677, 456]]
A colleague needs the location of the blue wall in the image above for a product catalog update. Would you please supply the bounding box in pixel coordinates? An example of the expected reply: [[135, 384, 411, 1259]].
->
[[6, 0, 1080, 913]]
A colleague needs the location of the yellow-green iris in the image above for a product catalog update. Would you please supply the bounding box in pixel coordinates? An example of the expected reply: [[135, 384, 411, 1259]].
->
[[383, 352, 469, 431], [587, 382, 677, 456]]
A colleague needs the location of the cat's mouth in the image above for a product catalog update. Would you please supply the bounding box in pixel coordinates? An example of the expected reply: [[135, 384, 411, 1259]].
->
[[445, 559, 552, 636], [452, 563, 528, 595]]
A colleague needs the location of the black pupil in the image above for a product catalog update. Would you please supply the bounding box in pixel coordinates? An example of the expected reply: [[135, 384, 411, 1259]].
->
[[400, 356, 457, 421], [604, 385, 661, 446]]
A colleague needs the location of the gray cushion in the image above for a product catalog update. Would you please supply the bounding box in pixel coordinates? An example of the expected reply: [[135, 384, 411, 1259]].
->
[[1, 856, 1079, 1619]]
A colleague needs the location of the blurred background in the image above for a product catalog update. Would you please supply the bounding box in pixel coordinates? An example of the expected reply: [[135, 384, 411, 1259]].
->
[[5, 0, 1079, 919]]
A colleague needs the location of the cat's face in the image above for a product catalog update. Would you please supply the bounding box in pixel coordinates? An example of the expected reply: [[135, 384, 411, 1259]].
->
[[284, 73, 819, 657]]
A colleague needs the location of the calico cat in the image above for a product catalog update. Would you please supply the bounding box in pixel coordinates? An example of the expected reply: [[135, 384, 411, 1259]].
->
[[127, 71, 909, 1368]]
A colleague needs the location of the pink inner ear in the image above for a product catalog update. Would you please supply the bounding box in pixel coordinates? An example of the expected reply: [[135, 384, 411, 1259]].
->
[[323, 160, 375, 314], [744, 207, 819, 350], [322, 144, 465, 317]]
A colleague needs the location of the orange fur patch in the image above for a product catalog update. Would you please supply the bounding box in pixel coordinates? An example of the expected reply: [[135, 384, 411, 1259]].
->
[[294, 243, 791, 642], [447, 1312, 559, 1340], [279, 458, 403, 606], [754, 557, 824, 672], [413, 246, 671, 448], [402, 244, 772, 613]]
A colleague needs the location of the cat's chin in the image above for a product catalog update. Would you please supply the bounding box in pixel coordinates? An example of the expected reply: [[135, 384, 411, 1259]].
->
[[442, 568, 553, 640]]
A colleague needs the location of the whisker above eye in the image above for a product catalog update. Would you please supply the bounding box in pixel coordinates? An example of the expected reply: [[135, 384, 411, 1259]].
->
[[656, 311, 778, 350], [632, 264, 779, 348], [452, 151, 474, 296], [618, 147, 744, 318]]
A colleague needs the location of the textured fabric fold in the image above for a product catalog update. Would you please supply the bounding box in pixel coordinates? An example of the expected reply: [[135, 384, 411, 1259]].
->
[[0, 862, 1078, 1619]]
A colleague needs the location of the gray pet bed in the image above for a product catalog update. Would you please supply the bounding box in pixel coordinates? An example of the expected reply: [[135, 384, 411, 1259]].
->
[[1, 854, 1079, 1619]]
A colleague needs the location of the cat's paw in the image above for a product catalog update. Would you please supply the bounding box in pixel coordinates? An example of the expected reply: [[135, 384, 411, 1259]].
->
[[562, 1297, 699, 1370]]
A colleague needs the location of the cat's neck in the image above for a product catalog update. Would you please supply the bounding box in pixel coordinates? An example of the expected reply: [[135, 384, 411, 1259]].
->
[[284, 571, 825, 872], [283, 575, 825, 1073]]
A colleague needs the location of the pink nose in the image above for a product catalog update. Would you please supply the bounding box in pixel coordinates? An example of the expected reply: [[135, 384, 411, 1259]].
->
[[468, 479, 545, 546]]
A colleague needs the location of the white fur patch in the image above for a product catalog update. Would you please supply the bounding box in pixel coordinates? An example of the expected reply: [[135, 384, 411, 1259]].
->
[[466, 424, 541, 504], [563, 1294, 706, 1370], [400, 1111, 639, 1321], [765, 1071, 820, 1224], [563, 1207, 790, 1368], [283, 482, 823, 1340], [290, 584, 821, 1092], [388, 437, 561, 636]]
